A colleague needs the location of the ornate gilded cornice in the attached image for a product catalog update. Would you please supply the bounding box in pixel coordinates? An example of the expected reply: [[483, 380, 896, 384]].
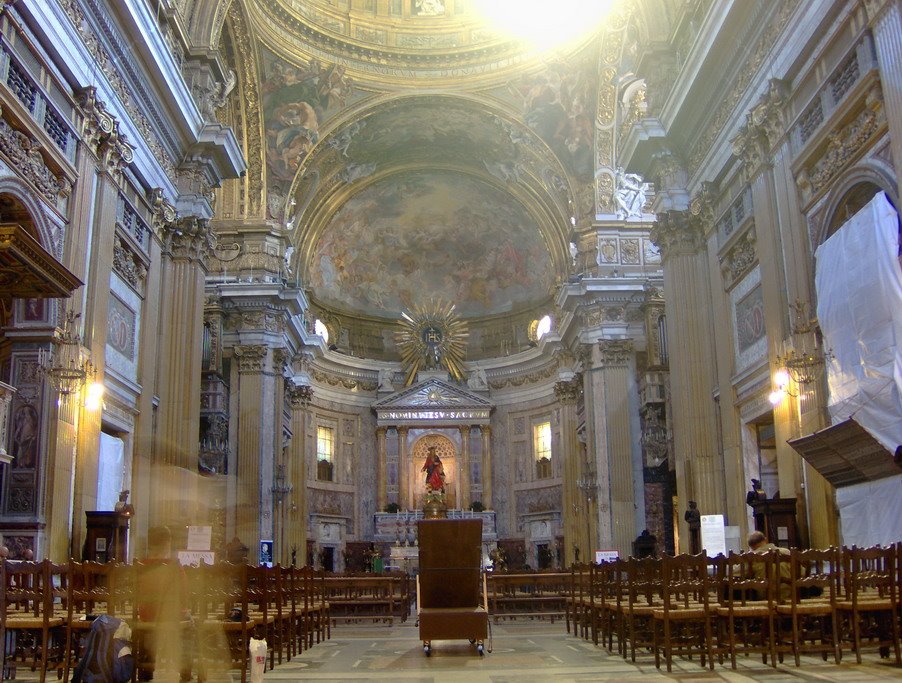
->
[[286, 382, 313, 408], [687, 0, 801, 175], [75, 86, 134, 178], [0, 107, 71, 203], [649, 210, 705, 261], [60, 0, 176, 177], [553, 376, 582, 405], [598, 339, 634, 368], [233, 344, 268, 373], [162, 216, 215, 264]]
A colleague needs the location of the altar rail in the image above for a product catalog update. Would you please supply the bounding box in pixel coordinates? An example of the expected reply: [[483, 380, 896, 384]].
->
[[374, 510, 497, 543]]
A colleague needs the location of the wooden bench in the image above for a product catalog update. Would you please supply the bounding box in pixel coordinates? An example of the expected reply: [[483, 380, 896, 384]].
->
[[488, 572, 569, 623], [323, 575, 398, 624]]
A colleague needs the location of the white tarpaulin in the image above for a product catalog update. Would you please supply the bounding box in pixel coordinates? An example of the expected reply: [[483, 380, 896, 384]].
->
[[815, 192, 902, 454], [814, 192, 902, 546]]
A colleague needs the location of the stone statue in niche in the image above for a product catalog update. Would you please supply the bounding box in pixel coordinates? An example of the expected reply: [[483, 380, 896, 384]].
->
[[467, 367, 488, 391], [613, 167, 650, 219], [413, 0, 444, 16]]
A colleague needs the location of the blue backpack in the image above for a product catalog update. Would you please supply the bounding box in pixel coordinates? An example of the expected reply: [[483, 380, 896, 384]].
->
[[72, 614, 135, 683]]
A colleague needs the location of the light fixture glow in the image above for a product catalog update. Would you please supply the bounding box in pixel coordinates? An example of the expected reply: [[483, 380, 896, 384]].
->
[[85, 381, 105, 411], [472, 0, 616, 51], [768, 389, 785, 406], [773, 369, 790, 389]]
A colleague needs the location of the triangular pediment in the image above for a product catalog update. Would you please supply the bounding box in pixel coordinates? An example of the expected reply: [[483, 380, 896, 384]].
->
[[373, 378, 493, 426]]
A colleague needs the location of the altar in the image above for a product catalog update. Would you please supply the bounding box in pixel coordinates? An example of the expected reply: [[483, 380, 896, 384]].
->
[[375, 509, 497, 573]]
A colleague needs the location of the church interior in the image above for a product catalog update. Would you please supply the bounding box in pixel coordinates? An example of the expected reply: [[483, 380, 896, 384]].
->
[[1, 0, 902, 675]]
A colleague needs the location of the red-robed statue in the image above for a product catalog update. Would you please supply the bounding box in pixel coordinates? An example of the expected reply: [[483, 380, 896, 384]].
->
[[421, 447, 445, 493]]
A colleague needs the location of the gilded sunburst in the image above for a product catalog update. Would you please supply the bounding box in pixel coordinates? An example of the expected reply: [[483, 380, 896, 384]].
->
[[395, 300, 468, 385]]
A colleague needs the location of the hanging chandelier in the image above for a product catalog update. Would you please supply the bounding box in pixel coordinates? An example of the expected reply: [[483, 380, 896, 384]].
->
[[38, 310, 95, 397]]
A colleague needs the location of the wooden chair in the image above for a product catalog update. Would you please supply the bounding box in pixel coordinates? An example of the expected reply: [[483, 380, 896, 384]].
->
[[835, 545, 901, 664], [617, 556, 662, 662], [0, 560, 65, 683], [62, 560, 117, 681], [775, 547, 840, 665], [195, 562, 256, 683], [716, 551, 778, 669], [651, 553, 715, 672]]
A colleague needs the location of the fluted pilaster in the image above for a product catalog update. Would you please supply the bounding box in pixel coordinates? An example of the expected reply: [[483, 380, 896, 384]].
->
[[481, 426, 493, 510], [233, 344, 274, 549], [397, 427, 409, 510], [867, 0, 902, 201], [376, 427, 388, 512], [597, 340, 637, 555], [459, 426, 471, 508], [652, 211, 723, 549], [555, 378, 582, 565], [287, 382, 313, 566]]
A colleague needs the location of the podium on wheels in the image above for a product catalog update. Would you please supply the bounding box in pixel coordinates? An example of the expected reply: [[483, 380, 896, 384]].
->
[[416, 518, 488, 656]]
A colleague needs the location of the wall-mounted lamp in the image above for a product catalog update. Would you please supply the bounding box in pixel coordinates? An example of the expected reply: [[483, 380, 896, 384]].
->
[[771, 300, 832, 405]]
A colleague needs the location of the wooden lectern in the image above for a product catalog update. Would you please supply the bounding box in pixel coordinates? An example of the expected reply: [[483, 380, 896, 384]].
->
[[84, 511, 130, 562], [417, 518, 488, 655], [749, 498, 800, 549]]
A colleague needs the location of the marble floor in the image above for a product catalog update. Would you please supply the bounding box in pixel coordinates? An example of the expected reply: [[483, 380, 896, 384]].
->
[[260, 620, 900, 682], [10, 620, 901, 682]]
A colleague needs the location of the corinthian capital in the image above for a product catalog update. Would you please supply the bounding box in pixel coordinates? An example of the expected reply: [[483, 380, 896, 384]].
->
[[149, 188, 177, 239], [598, 339, 634, 368], [76, 86, 134, 178], [233, 344, 268, 373], [286, 382, 314, 408], [553, 376, 582, 405], [732, 79, 788, 176], [162, 216, 215, 265], [650, 210, 705, 261]]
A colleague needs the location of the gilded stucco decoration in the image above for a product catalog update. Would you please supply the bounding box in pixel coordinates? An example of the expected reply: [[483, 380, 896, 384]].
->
[[795, 85, 887, 206], [225, 2, 265, 218]]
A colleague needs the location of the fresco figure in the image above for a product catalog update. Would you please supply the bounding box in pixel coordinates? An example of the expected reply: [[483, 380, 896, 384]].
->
[[12, 404, 38, 469]]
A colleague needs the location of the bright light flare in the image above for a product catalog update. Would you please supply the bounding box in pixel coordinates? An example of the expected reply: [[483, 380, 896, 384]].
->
[[472, 0, 617, 51], [85, 382, 105, 411]]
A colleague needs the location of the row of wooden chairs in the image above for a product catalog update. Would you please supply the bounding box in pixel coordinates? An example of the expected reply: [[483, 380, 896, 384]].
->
[[487, 572, 569, 622], [0, 560, 332, 682], [566, 544, 902, 672]]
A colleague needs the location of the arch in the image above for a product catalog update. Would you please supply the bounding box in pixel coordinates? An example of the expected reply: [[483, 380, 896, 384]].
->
[[816, 162, 898, 246], [186, 0, 232, 52], [0, 177, 58, 258]]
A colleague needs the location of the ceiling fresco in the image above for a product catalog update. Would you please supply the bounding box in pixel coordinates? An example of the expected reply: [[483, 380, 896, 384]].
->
[[306, 170, 556, 318]]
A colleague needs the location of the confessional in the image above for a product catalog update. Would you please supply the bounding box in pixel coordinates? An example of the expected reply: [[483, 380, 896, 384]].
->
[[416, 518, 488, 656]]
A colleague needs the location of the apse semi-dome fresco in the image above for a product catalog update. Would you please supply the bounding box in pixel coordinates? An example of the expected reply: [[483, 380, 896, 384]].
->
[[308, 170, 555, 318]]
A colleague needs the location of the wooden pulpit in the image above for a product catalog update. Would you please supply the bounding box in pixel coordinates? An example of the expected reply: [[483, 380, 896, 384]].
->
[[416, 518, 488, 655]]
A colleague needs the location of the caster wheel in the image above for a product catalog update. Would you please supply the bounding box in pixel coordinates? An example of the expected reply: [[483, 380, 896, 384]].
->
[[469, 639, 476, 645], [477, 644, 484, 656], [424, 645, 431, 656]]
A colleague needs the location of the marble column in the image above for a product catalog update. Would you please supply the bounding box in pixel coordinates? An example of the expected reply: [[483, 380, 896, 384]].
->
[[459, 426, 471, 509], [555, 378, 581, 565], [596, 340, 638, 556], [481, 426, 493, 510], [397, 427, 409, 510], [651, 211, 723, 551], [287, 383, 313, 567], [233, 344, 275, 549], [153, 217, 213, 525], [376, 427, 388, 512]]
